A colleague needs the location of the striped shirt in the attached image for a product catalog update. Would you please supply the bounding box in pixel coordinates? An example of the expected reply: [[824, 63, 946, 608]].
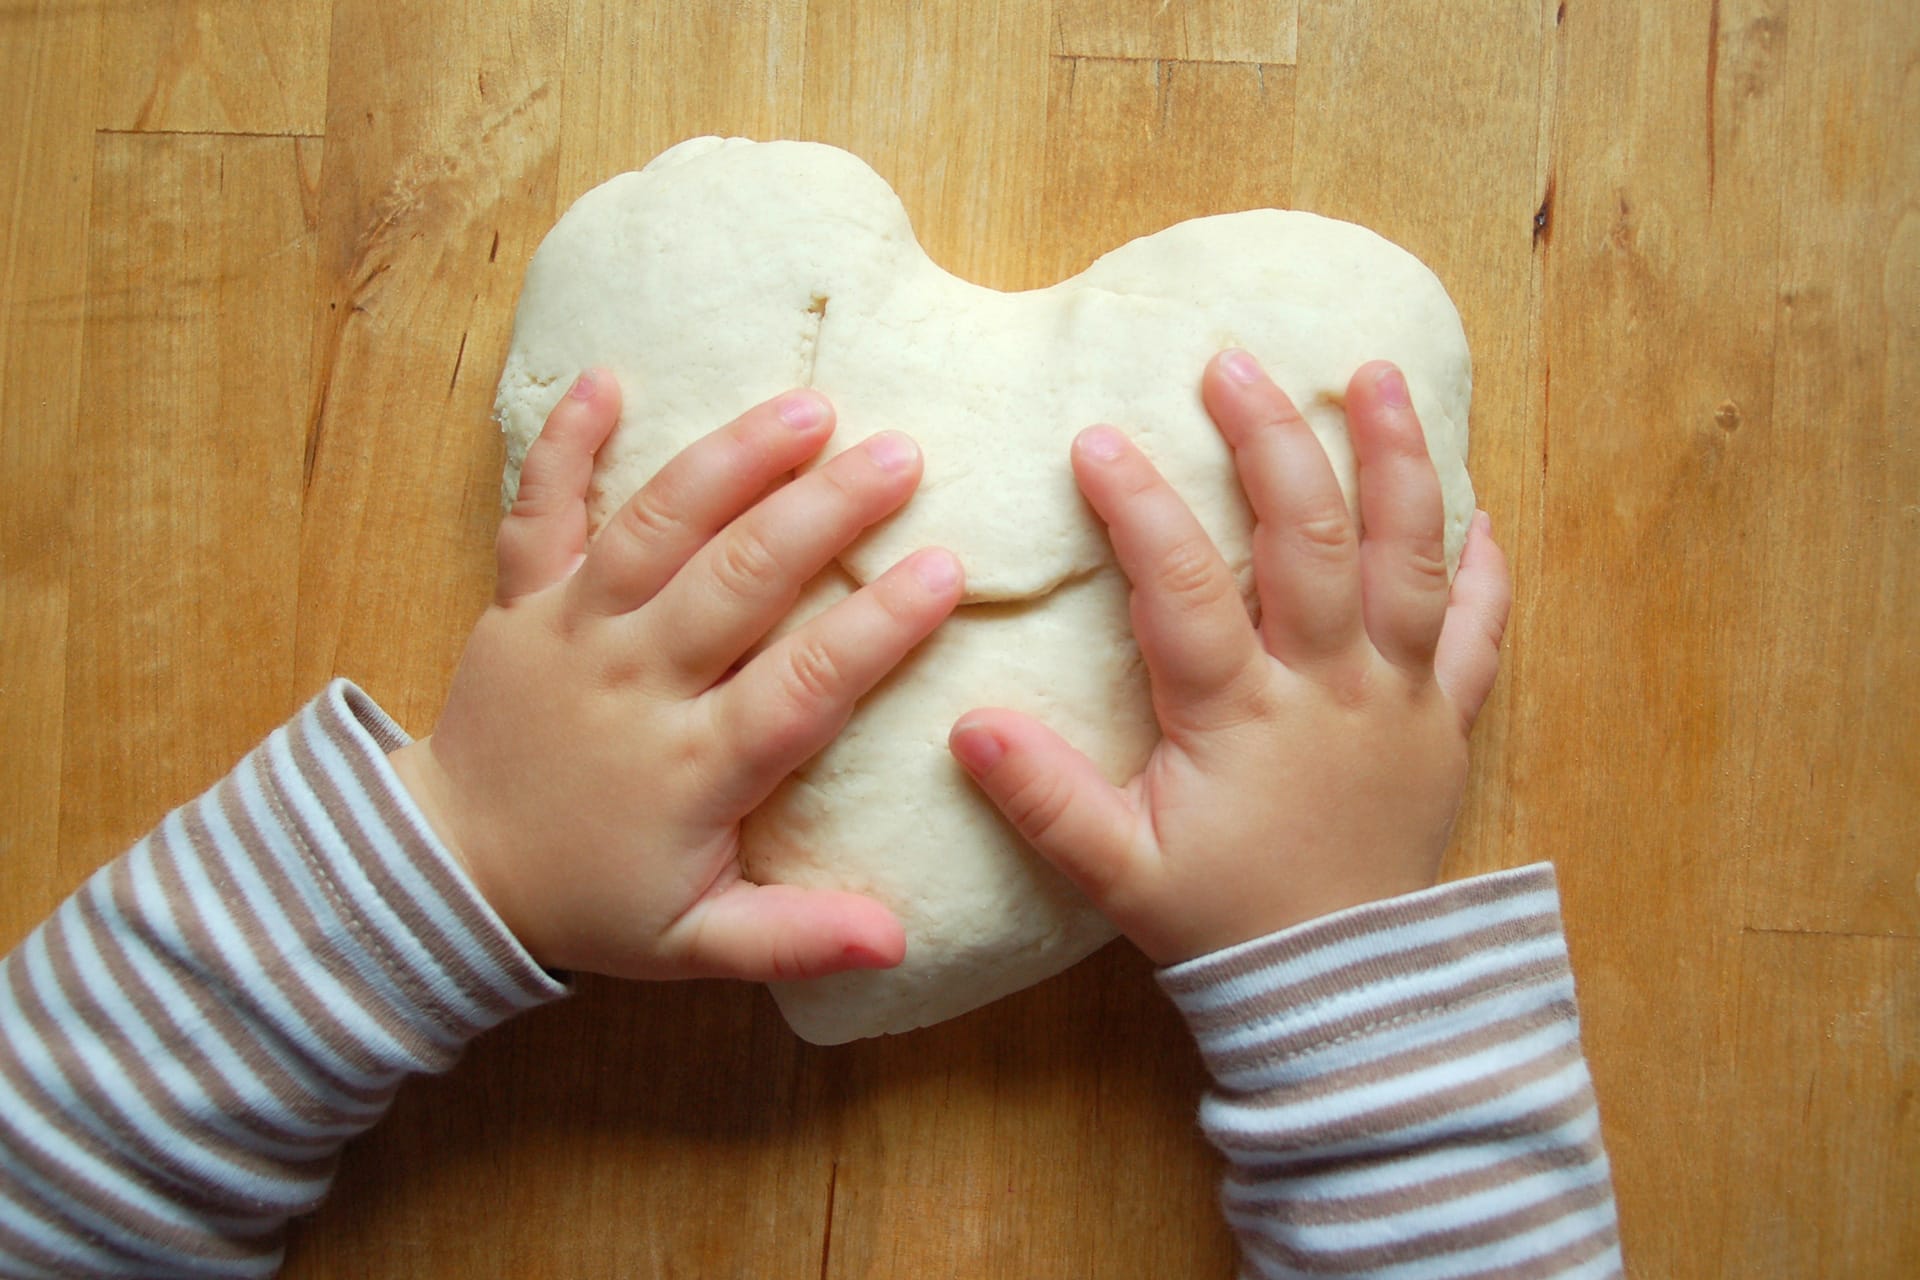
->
[[1161, 870, 1623, 1277], [0, 682, 1620, 1277]]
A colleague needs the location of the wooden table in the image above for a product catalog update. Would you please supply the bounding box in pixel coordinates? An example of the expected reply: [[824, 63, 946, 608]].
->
[[3, 1, 1914, 1275]]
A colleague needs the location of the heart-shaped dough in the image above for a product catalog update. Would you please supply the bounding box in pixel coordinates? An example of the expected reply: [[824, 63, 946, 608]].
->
[[494, 137, 1474, 1043]]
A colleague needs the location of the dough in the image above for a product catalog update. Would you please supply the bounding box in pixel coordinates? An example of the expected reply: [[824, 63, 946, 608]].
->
[[494, 137, 1474, 1043]]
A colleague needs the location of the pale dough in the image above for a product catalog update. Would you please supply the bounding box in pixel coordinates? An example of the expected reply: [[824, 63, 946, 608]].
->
[[494, 137, 1474, 1043]]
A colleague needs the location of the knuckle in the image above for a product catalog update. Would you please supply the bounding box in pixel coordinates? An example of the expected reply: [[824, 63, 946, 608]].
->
[[1402, 535, 1451, 590], [1155, 536, 1231, 606], [507, 473, 553, 521], [779, 635, 848, 709], [1217, 660, 1282, 722], [1115, 456, 1163, 499], [1001, 769, 1077, 847], [710, 527, 786, 599], [864, 575, 922, 630], [758, 930, 812, 982], [1245, 398, 1309, 441], [815, 453, 881, 513], [616, 490, 680, 546], [821, 452, 870, 498], [1290, 498, 1355, 558]]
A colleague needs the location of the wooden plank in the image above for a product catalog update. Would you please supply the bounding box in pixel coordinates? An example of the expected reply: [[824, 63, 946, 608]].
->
[[0, 0, 99, 951], [800, 0, 1054, 290], [58, 132, 319, 880], [1721, 931, 1920, 1272], [556, 0, 808, 207], [1734, 0, 1920, 937], [1035, 57, 1295, 285], [95, 0, 332, 135], [1510, 2, 1790, 1272], [1052, 0, 1298, 65]]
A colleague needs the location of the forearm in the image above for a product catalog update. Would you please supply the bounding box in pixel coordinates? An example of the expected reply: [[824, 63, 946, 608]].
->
[[1163, 864, 1622, 1279], [0, 682, 567, 1278]]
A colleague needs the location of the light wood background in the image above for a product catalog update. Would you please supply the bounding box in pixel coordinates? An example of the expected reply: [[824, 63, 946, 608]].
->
[[2, 1, 1915, 1275]]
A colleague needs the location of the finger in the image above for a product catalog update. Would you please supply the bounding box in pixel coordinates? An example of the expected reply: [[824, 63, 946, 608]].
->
[[645, 432, 924, 687], [711, 548, 964, 792], [1434, 510, 1512, 730], [496, 369, 622, 603], [1201, 350, 1365, 668], [1071, 426, 1264, 718], [1346, 360, 1450, 671], [949, 709, 1146, 909], [569, 389, 835, 617], [671, 882, 907, 981]]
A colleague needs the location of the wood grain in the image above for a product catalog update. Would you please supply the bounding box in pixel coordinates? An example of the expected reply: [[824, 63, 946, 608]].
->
[[60, 133, 320, 869], [1723, 930, 1920, 1273], [95, 0, 332, 135], [0, 0, 97, 951], [294, 0, 567, 731], [1037, 57, 1294, 285], [801, 0, 1054, 290], [1051, 0, 1298, 65], [557, 0, 808, 205], [1519, 1, 1795, 1266], [0, 1, 1915, 1276], [1736, 0, 1920, 937]]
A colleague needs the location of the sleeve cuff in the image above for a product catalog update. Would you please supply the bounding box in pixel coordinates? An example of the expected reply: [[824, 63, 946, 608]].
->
[[1156, 865, 1571, 1090], [248, 680, 569, 1059]]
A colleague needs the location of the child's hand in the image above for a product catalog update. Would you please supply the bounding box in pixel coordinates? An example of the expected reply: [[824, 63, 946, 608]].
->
[[390, 372, 964, 981], [948, 352, 1511, 965]]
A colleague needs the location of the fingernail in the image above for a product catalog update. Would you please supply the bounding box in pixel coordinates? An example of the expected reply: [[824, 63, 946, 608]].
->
[[951, 721, 1006, 772], [1476, 508, 1493, 535], [912, 549, 961, 593], [1079, 425, 1125, 462], [1377, 365, 1411, 409], [778, 390, 827, 430], [1221, 349, 1264, 386], [864, 431, 918, 471], [567, 370, 598, 401], [841, 941, 895, 970]]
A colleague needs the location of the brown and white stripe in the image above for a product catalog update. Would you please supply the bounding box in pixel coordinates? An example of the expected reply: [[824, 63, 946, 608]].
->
[[1160, 865, 1623, 1279], [0, 682, 568, 1278]]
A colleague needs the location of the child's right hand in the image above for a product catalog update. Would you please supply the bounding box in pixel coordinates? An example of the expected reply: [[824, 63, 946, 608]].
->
[[391, 371, 964, 983], [949, 351, 1513, 965]]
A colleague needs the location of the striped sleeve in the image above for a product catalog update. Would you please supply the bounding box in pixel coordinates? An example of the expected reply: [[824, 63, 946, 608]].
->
[[1159, 864, 1623, 1280], [0, 680, 569, 1279]]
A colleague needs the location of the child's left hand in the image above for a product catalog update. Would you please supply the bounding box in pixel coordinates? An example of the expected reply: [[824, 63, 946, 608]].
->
[[390, 370, 964, 982]]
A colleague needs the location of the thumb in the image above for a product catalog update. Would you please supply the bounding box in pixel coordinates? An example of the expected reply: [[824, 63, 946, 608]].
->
[[949, 710, 1144, 909], [673, 882, 907, 982], [496, 368, 621, 603], [1433, 510, 1512, 731]]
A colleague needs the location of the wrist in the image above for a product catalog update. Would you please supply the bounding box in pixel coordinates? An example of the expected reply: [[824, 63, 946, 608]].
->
[[388, 739, 510, 936]]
